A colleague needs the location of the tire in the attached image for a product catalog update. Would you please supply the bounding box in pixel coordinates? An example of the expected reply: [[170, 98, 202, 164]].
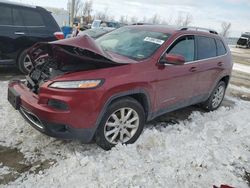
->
[[95, 97, 145, 150], [201, 81, 226, 111], [17, 49, 33, 74]]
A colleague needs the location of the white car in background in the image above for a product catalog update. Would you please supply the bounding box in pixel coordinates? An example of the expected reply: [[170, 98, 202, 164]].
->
[[91, 19, 121, 29]]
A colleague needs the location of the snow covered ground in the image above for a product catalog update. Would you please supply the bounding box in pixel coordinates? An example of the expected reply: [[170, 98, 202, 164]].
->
[[0, 81, 250, 188], [233, 63, 250, 74]]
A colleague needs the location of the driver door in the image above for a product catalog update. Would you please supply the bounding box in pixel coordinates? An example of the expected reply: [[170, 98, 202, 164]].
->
[[155, 35, 200, 112]]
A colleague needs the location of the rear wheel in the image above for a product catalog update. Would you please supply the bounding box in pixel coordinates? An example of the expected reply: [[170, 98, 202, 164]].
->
[[95, 97, 145, 150], [201, 81, 226, 111], [17, 49, 33, 74]]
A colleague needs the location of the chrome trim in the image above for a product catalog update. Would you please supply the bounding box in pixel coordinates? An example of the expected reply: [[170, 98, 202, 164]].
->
[[14, 32, 25, 35], [20, 107, 44, 130], [159, 34, 229, 66]]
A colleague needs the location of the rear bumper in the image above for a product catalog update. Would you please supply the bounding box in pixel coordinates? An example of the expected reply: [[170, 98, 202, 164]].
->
[[236, 44, 249, 48], [8, 80, 98, 143]]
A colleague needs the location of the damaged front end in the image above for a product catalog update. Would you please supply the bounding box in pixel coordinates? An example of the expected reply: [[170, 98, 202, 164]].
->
[[26, 35, 126, 93]]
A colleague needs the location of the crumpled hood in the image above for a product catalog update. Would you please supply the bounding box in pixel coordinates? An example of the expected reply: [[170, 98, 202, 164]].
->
[[28, 35, 137, 65], [50, 35, 107, 58]]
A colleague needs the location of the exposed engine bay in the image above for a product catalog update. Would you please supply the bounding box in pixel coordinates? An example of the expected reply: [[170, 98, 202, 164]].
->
[[26, 36, 127, 93]]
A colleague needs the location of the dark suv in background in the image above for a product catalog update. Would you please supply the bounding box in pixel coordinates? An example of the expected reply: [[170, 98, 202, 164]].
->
[[0, 1, 64, 74]]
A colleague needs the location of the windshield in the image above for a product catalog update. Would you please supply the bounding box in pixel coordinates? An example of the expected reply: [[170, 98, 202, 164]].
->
[[95, 27, 170, 60]]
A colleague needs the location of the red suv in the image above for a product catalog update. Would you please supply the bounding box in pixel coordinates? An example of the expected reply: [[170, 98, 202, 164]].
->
[[8, 26, 232, 150]]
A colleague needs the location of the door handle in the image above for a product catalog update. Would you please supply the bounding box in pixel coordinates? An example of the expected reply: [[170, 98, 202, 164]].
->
[[189, 67, 197, 72], [217, 62, 223, 67], [14, 32, 25, 35]]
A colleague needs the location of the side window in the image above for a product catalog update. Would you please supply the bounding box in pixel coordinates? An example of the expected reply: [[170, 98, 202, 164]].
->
[[167, 35, 195, 62], [197, 36, 216, 60], [0, 5, 12, 25], [12, 8, 23, 26], [20, 9, 44, 26], [216, 39, 227, 56]]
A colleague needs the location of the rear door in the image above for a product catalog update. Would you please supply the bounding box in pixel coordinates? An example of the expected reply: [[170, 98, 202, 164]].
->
[[0, 4, 27, 65], [155, 35, 200, 112], [19, 7, 52, 42], [194, 36, 225, 96]]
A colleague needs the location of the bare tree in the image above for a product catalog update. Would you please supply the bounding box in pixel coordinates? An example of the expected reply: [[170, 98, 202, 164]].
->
[[67, 0, 83, 18], [82, 0, 93, 23], [220, 22, 231, 37], [119, 15, 128, 24], [74, 0, 83, 17], [142, 16, 147, 23], [182, 14, 192, 27], [130, 16, 138, 24], [95, 7, 110, 21], [175, 13, 193, 27], [150, 14, 161, 24]]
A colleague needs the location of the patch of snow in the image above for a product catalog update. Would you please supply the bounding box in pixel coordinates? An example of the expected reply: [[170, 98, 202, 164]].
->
[[229, 84, 250, 94], [233, 63, 250, 74], [0, 165, 10, 177], [0, 82, 250, 187]]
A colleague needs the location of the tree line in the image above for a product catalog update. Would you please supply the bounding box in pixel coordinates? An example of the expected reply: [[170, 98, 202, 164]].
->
[[67, 0, 231, 37]]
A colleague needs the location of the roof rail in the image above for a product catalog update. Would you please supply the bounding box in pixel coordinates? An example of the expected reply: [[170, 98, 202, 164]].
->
[[180, 27, 218, 35]]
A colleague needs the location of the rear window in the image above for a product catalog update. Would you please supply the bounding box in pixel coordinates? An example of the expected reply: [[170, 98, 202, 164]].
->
[[216, 39, 227, 56], [20, 8, 44, 26], [197, 36, 217, 60], [0, 5, 12, 25]]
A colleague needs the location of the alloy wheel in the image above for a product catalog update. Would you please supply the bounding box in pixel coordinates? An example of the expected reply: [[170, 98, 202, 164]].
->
[[212, 85, 225, 108], [23, 55, 33, 72], [104, 107, 139, 144]]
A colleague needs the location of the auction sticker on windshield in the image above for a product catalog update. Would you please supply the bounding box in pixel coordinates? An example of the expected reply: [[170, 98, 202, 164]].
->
[[144, 37, 165, 45]]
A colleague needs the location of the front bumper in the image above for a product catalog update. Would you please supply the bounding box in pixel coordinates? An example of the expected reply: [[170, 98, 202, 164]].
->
[[19, 107, 95, 142], [7, 80, 98, 143]]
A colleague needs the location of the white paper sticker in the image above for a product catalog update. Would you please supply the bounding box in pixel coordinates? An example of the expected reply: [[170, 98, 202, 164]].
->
[[144, 37, 164, 45]]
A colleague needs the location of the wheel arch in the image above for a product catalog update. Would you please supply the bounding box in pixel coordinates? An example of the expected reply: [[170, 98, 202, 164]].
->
[[90, 89, 152, 141], [219, 75, 230, 88]]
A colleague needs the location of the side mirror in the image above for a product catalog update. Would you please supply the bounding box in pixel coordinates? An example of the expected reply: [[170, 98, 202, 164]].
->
[[160, 54, 185, 65]]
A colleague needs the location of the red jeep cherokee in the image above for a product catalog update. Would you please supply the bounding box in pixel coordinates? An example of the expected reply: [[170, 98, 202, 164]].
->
[[8, 26, 232, 150]]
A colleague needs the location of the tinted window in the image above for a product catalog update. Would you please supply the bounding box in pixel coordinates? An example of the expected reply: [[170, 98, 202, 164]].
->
[[20, 9, 44, 26], [216, 39, 227, 56], [167, 35, 195, 62], [13, 8, 23, 26], [0, 6, 12, 25], [197, 36, 216, 60]]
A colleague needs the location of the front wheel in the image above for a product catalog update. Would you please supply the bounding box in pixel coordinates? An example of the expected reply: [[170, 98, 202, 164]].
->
[[95, 97, 145, 150], [201, 81, 226, 111]]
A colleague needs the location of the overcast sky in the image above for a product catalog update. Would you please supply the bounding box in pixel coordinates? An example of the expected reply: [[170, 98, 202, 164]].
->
[[11, 0, 250, 37]]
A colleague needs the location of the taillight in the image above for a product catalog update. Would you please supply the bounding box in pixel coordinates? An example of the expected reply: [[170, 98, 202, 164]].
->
[[54, 32, 64, 40]]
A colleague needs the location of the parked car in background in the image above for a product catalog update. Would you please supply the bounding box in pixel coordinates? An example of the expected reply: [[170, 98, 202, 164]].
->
[[236, 32, 250, 48], [78, 27, 115, 39], [91, 19, 121, 29], [0, 1, 64, 74], [8, 25, 232, 150]]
